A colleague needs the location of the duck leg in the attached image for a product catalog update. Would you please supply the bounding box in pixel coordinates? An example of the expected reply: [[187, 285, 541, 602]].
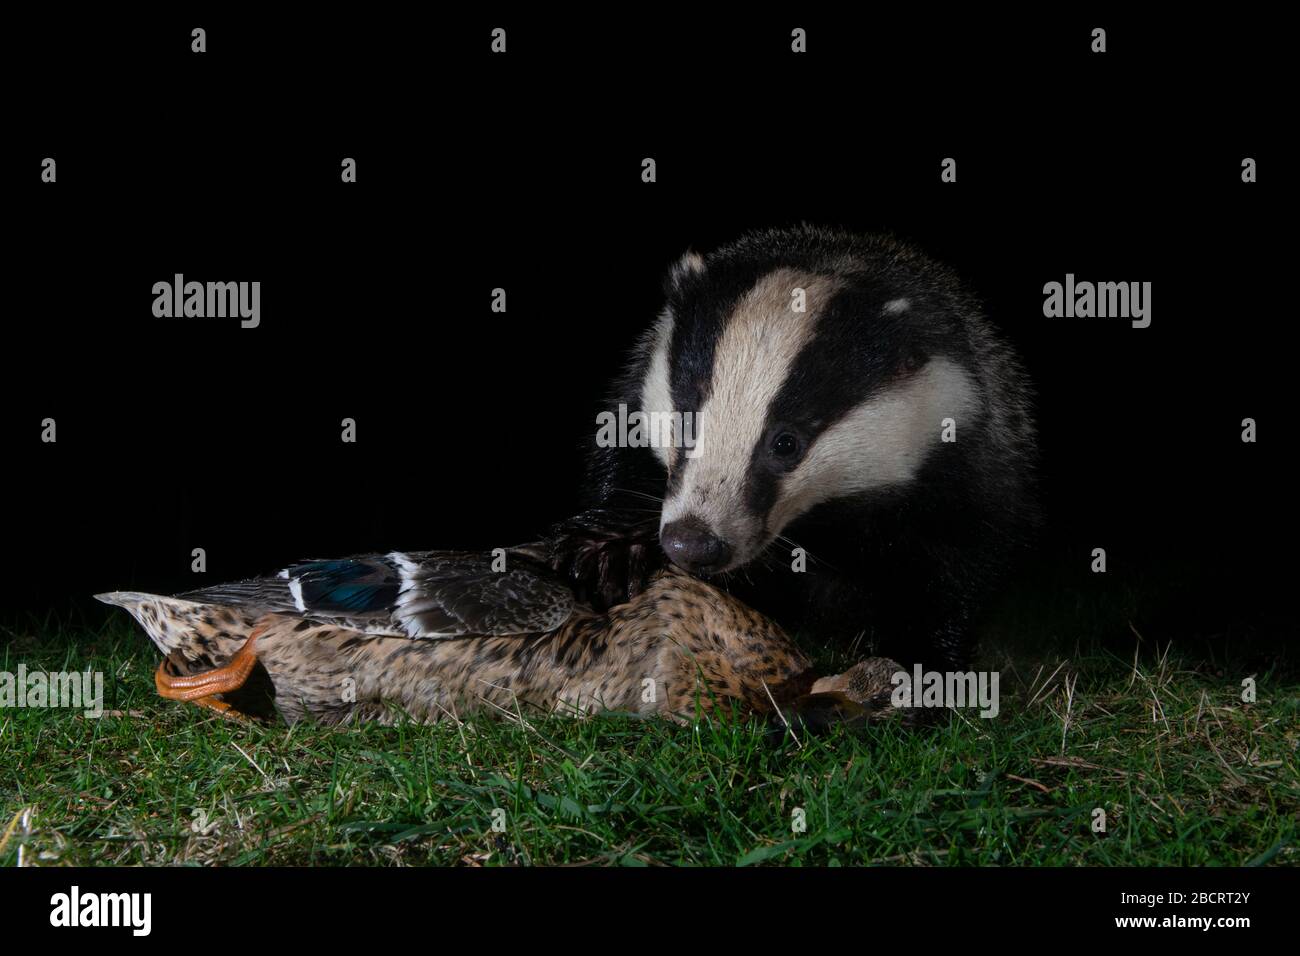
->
[[154, 621, 270, 720]]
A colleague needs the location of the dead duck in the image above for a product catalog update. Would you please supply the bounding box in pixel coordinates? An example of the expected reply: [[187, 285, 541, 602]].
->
[[96, 546, 902, 726]]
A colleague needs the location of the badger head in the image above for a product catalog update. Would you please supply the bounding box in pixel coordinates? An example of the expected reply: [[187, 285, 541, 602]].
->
[[640, 231, 981, 575]]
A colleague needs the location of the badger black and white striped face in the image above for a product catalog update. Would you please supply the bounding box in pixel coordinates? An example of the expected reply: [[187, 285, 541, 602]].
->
[[642, 247, 979, 575]]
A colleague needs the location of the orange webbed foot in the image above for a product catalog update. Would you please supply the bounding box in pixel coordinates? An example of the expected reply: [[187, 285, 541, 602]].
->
[[154, 621, 271, 722]]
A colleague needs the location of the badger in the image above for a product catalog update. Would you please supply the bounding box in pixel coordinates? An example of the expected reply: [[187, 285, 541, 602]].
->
[[549, 225, 1037, 672]]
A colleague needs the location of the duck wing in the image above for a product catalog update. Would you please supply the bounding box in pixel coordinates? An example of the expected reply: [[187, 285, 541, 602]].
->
[[176, 548, 576, 638]]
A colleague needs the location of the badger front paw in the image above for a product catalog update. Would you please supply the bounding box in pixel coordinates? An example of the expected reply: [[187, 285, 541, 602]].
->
[[547, 512, 663, 611]]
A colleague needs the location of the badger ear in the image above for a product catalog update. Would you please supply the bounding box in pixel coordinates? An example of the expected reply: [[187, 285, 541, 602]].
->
[[666, 249, 706, 293]]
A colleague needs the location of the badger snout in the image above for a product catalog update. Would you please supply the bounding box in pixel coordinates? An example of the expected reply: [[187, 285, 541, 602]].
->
[[661, 516, 733, 574]]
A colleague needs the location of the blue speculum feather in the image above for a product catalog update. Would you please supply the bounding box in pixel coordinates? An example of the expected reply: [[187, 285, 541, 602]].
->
[[292, 560, 399, 613]]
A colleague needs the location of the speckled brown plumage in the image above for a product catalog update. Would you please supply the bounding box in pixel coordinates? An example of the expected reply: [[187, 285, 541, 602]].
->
[[102, 566, 905, 727]]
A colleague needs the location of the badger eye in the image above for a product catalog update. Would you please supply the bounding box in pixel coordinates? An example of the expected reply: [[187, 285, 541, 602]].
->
[[771, 432, 799, 459], [899, 349, 927, 375]]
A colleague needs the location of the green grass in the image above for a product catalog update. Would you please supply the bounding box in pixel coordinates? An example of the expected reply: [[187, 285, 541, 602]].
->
[[1, 604, 1296, 866]]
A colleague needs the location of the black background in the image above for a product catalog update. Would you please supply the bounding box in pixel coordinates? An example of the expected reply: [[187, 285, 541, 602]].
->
[[0, 863, 1284, 939], [3, 12, 1291, 652]]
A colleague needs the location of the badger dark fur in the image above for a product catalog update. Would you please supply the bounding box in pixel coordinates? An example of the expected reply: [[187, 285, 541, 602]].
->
[[550, 225, 1037, 671]]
